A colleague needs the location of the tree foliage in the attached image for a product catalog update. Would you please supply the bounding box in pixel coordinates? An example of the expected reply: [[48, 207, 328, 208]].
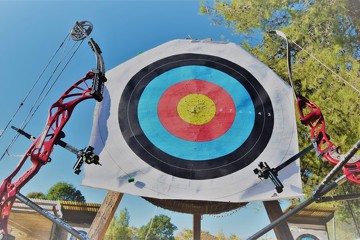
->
[[26, 182, 85, 202], [176, 228, 193, 240], [138, 214, 177, 240], [26, 192, 46, 199], [105, 214, 121, 240], [200, 0, 360, 224], [105, 208, 131, 240], [106, 212, 178, 240], [176, 229, 241, 240], [328, 208, 360, 239], [46, 182, 85, 202]]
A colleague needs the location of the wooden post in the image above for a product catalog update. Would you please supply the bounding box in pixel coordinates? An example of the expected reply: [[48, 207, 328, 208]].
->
[[193, 214, 201, 240], [263, 200, 294, 240], [88, 191, 124, 240]]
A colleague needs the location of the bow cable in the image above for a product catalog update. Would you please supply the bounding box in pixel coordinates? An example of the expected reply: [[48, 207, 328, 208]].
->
[[0, 28, 85, 161], [0, 33, 71, 140]]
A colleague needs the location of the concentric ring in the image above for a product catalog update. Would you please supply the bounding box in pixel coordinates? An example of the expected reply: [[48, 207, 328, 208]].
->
[[119, 53, 274, 179], [158, 79, 236, 142]]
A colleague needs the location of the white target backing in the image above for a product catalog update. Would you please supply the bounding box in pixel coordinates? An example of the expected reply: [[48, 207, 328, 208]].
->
[[83, 39, 302, 202]]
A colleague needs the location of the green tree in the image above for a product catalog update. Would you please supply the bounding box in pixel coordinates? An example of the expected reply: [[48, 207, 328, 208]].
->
[[200, 0, 360, 217], [105, 215, 121, 240], [46, 182, 85, 202], [327, 209, 360, 239], [138, 214, 177, 240], [128, 226, 139, 239], [176, 228, 193, 240], [119, 208, 131, 239], [26, 192, 46, 199], [217, 230, 241, 240], [228, 234, 241, 240], [200, 231, 217, 240], [217, 230, 226, 240], [176, 229, 241, 240], [105, 208, 131, 240]]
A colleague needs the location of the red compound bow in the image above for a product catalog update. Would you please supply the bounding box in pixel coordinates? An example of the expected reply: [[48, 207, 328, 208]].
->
[[271, 30, 360, 185], [0, 21, 106, 236]]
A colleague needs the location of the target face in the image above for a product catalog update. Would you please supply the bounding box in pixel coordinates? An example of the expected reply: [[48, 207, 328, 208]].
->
[[85, 39, 302, 203], [119, 54, 274, 179]]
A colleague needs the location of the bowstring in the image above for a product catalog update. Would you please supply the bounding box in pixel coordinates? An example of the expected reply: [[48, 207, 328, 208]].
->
[[0, 33, 70, 140], [290, 40, 360, 96], [20, 39, 84, 131], [265, 31, 360, 97], [0, 34, 85, 161]]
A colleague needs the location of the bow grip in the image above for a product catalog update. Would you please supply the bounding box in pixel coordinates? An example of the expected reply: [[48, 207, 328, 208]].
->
[[89, 71, 107, 102]]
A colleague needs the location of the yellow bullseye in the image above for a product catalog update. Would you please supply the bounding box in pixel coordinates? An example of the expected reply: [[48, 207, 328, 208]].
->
[[177, 94, 216, 125]]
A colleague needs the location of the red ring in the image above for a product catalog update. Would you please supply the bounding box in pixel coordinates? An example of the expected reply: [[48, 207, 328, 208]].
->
[[158, 79, 236, 141]]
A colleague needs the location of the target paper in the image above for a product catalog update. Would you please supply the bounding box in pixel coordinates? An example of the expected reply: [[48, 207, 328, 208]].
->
[[83, 39, 303, 202]]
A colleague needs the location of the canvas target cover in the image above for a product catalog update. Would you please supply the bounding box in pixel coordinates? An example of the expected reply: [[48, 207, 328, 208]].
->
[[82, 39, 303, 202]]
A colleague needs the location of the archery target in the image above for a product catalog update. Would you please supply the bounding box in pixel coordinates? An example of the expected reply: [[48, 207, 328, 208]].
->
[[84, 39, 302, 202], [119, 54, 274, 179]]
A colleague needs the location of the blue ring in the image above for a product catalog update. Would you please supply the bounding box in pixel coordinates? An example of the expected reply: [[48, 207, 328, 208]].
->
[[138, 66, 255, 160]]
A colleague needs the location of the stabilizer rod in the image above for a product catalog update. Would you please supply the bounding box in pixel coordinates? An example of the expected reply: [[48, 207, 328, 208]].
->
[[11, 126, 100, 175], [11, 126, 79, 155]]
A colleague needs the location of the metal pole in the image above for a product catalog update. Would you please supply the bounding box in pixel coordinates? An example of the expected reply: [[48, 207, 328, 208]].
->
[[247, 175, 347, 240], [15, 192, 89, 240]]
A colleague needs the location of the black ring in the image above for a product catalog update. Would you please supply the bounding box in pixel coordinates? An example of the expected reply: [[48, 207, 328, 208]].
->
[[119, 54, 274, 180]]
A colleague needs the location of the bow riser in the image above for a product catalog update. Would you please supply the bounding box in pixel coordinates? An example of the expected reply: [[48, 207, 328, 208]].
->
[[0, 72, 104, 235]]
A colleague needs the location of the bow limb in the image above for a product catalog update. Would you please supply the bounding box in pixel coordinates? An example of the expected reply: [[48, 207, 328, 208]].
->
[[269, 30, 297, 98], [72, 21, 107, 101]]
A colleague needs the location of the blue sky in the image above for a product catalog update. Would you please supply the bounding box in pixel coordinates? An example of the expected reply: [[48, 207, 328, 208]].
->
[[0, 1, 280, 238]]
